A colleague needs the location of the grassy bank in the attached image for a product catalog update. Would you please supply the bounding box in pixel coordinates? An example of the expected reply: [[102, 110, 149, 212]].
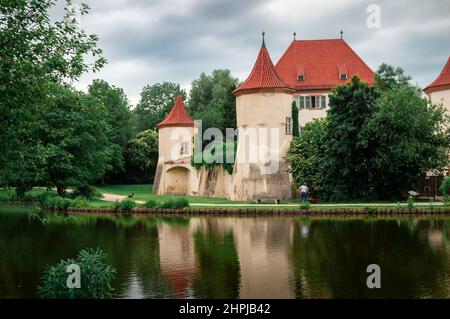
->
[[1, 185, 446, 212]]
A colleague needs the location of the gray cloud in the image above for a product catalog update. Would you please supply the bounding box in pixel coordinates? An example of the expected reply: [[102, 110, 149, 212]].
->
[[52, 0, 450, 105]]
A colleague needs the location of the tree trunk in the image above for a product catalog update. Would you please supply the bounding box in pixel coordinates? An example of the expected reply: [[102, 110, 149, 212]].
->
[[56, 185, 66, 197]]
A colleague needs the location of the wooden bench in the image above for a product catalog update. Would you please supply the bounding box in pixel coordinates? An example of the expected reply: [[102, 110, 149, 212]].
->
[[255, 196, 281, 204]]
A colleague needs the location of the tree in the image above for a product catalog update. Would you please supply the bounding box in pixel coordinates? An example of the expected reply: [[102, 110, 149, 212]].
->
[[287, 69, 450, 201], [323, 76, 380, 200], [36, 84, 113, 196], [366, 78, 450, 198], [286, 119, 328, 197], [189, 69, 239, 134], [375, 63, 412, 91], [88, 80, 133, 178], [134, 82, 187, 132], [292, 101, 299, 137], [125, 130, 159, 183], [0, 0, 105, 196]]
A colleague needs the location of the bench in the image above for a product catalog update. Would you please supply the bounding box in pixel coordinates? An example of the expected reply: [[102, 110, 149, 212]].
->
[[255, 196, 281, 204]]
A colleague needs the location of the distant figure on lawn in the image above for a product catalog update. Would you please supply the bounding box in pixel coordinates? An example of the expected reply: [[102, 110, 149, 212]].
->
[[300, 184, 309, 202], [128, 193, 134, 198]]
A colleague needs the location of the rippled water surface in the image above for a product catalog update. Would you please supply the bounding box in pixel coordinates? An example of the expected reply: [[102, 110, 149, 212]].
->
[[1, 204, 450, 298]]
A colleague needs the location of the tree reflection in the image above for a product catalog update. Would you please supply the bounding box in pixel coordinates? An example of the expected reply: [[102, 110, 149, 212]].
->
[[290, 218, 450, 298]]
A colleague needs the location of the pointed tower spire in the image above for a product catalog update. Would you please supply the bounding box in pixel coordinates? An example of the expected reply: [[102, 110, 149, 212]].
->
[[233, 33, 288, 95], [424, 56, 450, 93], [156, 96, 194, 128]]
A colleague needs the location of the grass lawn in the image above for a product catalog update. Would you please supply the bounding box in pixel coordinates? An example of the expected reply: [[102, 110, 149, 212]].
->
[[95, 184, 254, 204]]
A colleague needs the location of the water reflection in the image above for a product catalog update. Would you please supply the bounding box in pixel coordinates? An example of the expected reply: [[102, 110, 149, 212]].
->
[[0, 204, 450, 299]]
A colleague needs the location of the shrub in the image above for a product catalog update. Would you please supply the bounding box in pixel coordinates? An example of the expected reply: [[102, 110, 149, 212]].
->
[[71, 186, 102, 200], [38, 193, 83, 210], [159, 200, 175, 209], [159, 198, 190, 209], [0, 189, 14, 202], [143, 199, 158, 208], [172, 198, 190, 209], [407, 196, 414, 209], [37, 248, 116, 299], [299, 200, 310, 210], [439, 177, 450, 206], [114, 199, 136, 211]]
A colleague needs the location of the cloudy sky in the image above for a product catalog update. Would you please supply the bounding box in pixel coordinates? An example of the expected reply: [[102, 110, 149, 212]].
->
[[52, 0, 450, 106]]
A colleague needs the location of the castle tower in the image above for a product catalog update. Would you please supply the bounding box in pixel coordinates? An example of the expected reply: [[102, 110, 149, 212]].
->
[[230, 34, 294, 201], [153, 96, 199, 195], [424, 56, 450, 111]]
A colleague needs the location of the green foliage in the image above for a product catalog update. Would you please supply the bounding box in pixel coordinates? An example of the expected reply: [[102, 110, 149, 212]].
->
[[189, 69, 239, 134], [375, 63, 412, 91], [37, 83, 113, 196], [365, 84, 450, 198], [439, 177, 450, 206], [125, 129, 159, 183], [38, 193, 84, 210], [323, 76, 380, 200], [143, 199, 158, 208], [407, 196, 415, 209], [37, 248, 116, 299], [71, 186, 103, 200], [292, 101, 300, 137], [287, 71, 450, 201], [192, 140, 237, 174], [286, 119, 328, 196], [300, 200, 310, 210], [0, 189, 14, 202], [0, 0, 105, 196], [159, 198, 190, 209], [114, 199, 136, 211], [134, 82, 187, 131], [87, 79, 133, 178]]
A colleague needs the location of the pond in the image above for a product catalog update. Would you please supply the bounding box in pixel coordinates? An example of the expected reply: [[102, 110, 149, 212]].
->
[[0, 204, 449, 299]]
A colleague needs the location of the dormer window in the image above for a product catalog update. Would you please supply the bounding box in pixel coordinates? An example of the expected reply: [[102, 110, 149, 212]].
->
[[338, 63, 348, 81], [296, 64, 305, 82]]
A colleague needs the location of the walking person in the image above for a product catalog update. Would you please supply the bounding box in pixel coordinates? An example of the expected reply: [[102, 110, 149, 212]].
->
[[300, 184, 309, 202]]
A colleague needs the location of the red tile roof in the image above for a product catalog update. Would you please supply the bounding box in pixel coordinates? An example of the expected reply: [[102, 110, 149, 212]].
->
[[424, 56, 450, 93], [233, 39, 289, 94], [156, 96, 194, 129], [275, 39, 375, 90]]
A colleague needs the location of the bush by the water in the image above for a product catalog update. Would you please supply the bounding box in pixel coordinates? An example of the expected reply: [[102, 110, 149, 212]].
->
[[159, 198, 190, 209], [70, 186, 102, 200], [440, 177, 450, 206], [38, 191, 85, 210], [143, 198, 189, 209], [114, 199, 136, 211], [37, 248, 116, 299], [143, 199, 158, 208], [0, 189, 14, 202]]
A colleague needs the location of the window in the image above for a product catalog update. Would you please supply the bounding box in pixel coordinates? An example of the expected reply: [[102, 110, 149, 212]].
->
[[180, 141, 189, 155], [314, 95, 326, 108], [297, 75, 305, 81], [340, 74, 348, 80], [294, 95, 326, 109], [285, 117, 293, 134], [305, 96, 311, 109]]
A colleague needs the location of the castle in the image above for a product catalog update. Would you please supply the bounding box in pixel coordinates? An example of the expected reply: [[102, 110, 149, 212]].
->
[[153, 33, 375, 201]]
